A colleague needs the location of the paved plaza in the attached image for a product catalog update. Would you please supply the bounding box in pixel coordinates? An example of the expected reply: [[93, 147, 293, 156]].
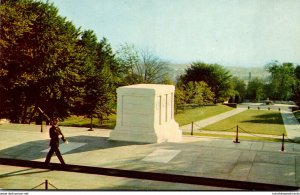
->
[[0, 125, 300, 190], [1, 104, 300, 190]]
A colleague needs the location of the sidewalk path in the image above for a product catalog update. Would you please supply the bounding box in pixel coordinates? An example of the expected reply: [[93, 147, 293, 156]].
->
[[180, 108, 247, 131], [281, 110, 300, 141]]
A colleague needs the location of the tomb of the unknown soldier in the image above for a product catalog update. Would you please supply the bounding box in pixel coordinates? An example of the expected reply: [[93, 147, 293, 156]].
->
[[109, 84, 182, 143]]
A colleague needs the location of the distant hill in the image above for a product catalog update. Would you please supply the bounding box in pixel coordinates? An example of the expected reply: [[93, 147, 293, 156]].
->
[[169, 64, 270, 83], [224, 66, 270, 83]]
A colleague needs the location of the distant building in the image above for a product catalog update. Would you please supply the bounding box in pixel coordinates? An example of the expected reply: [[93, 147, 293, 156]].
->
[[249, 72, 252, 82]]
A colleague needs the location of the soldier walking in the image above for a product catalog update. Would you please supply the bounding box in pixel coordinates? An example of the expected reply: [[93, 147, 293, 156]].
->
[[45, 117, 68, 166]]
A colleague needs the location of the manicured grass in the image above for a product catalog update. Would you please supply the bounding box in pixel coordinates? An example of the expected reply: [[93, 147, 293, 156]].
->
[[174, 104, 234, 126], [60, 115, 116, 129], [202, 110, 286, 136]]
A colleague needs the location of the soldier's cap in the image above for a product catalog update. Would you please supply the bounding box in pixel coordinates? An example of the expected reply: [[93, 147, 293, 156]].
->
[[51, 117, 59, 121]]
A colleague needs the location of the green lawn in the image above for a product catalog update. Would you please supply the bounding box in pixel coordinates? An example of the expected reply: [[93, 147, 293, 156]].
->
[[174, 104, 233, 126], [60, 115, 116, 129], [202, 110, 286, 136]]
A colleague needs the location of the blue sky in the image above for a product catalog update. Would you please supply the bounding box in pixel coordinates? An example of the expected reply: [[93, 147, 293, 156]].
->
[[48, 0, 300, 67]]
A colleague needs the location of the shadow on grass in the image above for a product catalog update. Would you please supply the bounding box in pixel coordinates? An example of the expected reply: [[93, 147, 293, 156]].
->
[[240, 113, 283, 125]]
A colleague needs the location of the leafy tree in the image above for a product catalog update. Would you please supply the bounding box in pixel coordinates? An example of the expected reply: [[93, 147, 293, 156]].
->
[[229, 76, 246, 103], [292, 65, 300, 104], [1, 0, 84, 122], [295, 65, 300, 80], [0, 0, 119, 123], [265, 61, 296, 100], [179, 62, 232, 103], [175, 88, 186, 110], [175, 81, 214, 108], [76, 31, 117, 128], [246, 77, 266, 102]]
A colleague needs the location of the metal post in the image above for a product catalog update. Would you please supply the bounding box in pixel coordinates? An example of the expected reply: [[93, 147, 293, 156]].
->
[[191, 122, 194, 136], [281, 133, 285, 152], [88, 117, 93, 131], [233, 125, 240, 143], [45, 179, 48, 190], [40, 116, 43, 133]]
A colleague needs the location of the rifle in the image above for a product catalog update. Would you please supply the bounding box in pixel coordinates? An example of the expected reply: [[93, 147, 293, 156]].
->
[[37, 107, 50, 122]]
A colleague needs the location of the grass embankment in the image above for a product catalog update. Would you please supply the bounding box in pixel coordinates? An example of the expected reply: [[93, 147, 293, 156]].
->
[[174, 104, 233, 126]]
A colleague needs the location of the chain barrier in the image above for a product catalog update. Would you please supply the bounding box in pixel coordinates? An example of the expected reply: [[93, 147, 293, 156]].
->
[[237, 126, 274, 139], [188, 120, 299, 153], [189, 121, 300, 148], [236, 126, 300, 152], [31, 182, 45, 190], [238, 126, 299, 144], [192, 122, 236, 132], [31, 179, 58, 190], [49, 182, 58, 189]]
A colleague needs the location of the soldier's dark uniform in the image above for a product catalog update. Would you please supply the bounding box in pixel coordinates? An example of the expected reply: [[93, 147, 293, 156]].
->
[[45, 119, 67, 165]]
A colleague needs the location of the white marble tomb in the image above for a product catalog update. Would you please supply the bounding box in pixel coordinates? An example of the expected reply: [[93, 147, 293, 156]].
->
[[109, 84, 182, 143]]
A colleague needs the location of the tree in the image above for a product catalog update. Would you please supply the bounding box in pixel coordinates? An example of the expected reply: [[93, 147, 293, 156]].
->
[[175, 81, 214, 108], [76, 31, 118, 128], [265, 61, 296, 100], [179, 62, 233, 103], [1, 0, 85, 122], [0, 0, 119, 123], [292, 65, 300, 104], [246, 77, 266, 102], [116, 44, 140, 85], [229, 76, 246, 103], [139, 49, 171, 84], [116, 44, 171, 84]]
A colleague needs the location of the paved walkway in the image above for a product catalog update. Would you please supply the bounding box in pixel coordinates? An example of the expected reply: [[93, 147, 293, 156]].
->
[[281, 110, 300, 141]]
